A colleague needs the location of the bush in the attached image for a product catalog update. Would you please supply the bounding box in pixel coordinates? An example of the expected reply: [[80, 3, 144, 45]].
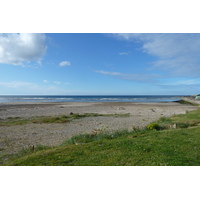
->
[[147, 123, 160, 130], [176, 122, 189, 129]]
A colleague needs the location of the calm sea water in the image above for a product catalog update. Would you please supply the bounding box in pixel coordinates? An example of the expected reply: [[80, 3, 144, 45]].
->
[[0, 95, 185, 103]]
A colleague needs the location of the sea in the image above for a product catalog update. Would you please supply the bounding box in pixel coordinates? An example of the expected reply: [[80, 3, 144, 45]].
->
[[0, 95, 186, 103]]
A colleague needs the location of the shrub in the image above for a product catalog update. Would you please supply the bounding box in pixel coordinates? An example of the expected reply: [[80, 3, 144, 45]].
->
[[176, 122, 189, 129], [147, 123, 160, 130]]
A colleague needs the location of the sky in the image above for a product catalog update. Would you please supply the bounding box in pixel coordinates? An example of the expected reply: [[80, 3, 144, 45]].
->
[[1, 33, 200, 95]]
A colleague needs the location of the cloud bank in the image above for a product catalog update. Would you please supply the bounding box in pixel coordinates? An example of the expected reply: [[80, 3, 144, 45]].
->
[[0, 33, 47, 65], [113, 33, 200, 77]]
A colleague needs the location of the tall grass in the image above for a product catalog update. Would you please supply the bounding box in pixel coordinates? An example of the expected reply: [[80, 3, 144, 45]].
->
[[61, 129, 131, 145]]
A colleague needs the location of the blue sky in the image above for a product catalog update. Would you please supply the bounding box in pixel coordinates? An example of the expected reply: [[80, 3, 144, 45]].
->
[[1, 33, 200, 95]]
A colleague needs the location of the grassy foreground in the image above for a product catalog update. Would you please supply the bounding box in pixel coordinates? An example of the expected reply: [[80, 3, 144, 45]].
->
[[2, 109, 200, 166]]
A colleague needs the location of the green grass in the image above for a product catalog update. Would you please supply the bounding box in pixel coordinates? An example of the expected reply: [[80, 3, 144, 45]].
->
[[4, 127, 199, 166], [1, 109, 200, 166], [156, 108, 200, 127]]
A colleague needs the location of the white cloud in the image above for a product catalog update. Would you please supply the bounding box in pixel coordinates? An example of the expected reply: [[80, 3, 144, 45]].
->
[[0, 81, 35, 89], [43, 80, 49, 83], [96, 70, 161, 83], [161, 79, 200, 86], [113, 33, 200, 77], [119, 52, 130, 55], [54, 81, 61, 84], [0, 33, 47, 65], [59, 61, 71, 67], [96, 70, 121, 76]]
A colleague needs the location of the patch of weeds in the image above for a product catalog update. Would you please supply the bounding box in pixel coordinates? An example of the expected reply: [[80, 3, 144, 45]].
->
[[176, 122, 189, 129], [7, 117, 21, 120], [110, 113, 130, 117], [0, 113, 131, 126], [61, 129, 132, 146], [155, 117, 173, 130], [158, 117, 172, 123], [70, 113, 102, 119], [189, 121, 200, 126], [31, 144, 48, 151], [39, 116, 68, 123], [109, 129, 131, 139], [0, 117, 29, 126], [62, 133, 109, 145], [60, 115, 70, 119], [70, 113, 130, 119]]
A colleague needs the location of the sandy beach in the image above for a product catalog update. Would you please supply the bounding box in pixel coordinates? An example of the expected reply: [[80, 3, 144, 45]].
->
[[0, 101, 198, 155]]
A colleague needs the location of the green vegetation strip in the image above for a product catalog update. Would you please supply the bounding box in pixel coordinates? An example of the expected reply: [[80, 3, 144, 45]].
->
[[0, 113, 130, 126], [155, 108, 200, 129], [2, 109, 200, 166]]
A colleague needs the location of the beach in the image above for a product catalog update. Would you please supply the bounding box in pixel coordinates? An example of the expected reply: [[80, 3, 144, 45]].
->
[[0, 101, 198, 155]]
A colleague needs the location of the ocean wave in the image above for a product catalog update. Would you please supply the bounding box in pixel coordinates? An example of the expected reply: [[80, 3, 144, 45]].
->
[[0, 95, 182, 103]]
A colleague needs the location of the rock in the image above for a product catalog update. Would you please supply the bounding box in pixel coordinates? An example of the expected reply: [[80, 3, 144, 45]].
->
[[169, 124, 177, 129], [75, 142, 84, 145]]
